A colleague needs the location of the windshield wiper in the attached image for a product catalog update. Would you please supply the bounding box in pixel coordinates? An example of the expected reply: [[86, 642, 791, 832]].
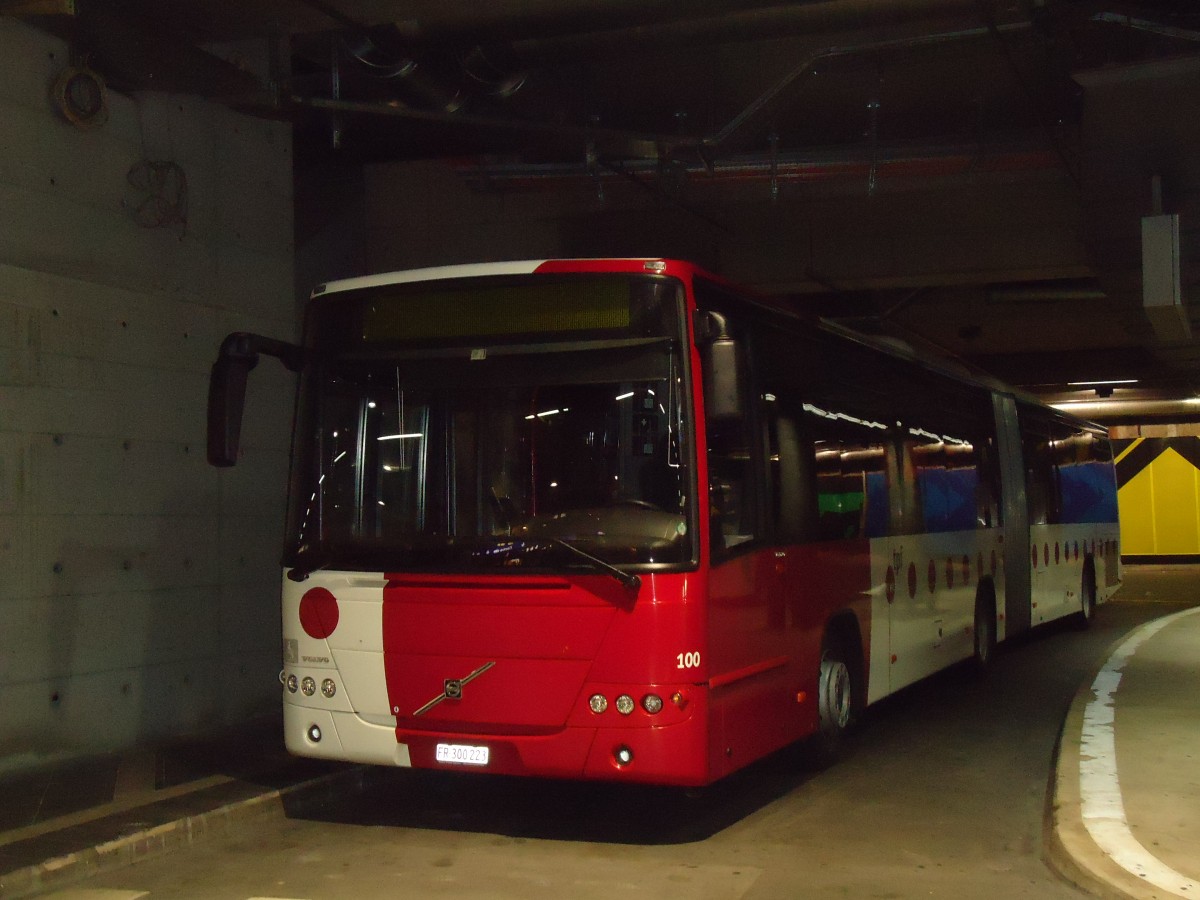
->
[[550, 538, 641, 593], [287, 547, 333, 582]]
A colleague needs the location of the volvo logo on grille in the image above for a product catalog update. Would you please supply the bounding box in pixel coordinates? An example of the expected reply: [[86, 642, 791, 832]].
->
[[413, 662, 495, 716]]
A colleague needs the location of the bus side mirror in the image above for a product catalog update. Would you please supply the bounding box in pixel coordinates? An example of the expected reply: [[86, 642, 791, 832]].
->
[[207, 343, 257, 467], [695, 311, 745, 421], [206, 332, 305, 467]]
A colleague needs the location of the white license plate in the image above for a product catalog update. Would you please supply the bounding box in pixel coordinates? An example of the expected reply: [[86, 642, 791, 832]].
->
[[435, 743, 489, 766]]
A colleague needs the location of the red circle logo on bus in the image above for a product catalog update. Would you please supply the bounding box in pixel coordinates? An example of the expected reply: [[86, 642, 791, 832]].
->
[[299, 587, 340, 639], [927, 559, 937, 594], [1054, 542, 1060, 565], [1031, 544, 1038, 569], [908, 562, 918, 599]]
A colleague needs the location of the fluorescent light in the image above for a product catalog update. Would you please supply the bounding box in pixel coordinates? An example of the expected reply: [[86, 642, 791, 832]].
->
[[333, 451, 347, 463], [615, 392, 635, 401], [377, 433, 423, 441], [1067, 379, 1139, 386]]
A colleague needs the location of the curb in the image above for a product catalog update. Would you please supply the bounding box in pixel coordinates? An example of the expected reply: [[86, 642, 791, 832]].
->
[[0, 766, 366, 899], [1046, 672, 1142, 900], [1045, 619, 1190, 900]]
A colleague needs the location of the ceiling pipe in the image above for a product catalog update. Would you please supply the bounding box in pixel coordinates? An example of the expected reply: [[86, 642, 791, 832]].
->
[[456, 142, 1060, 188], [505, 0, 1010, 64], [294, 20, 1035, 164], [695, 21, 1031, 154]]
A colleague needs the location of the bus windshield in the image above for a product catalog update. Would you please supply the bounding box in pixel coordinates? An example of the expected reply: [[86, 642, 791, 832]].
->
[[284, 275, 694, 575]]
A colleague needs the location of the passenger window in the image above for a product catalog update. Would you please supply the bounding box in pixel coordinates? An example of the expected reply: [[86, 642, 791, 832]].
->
[[707, 415, 759, 553]]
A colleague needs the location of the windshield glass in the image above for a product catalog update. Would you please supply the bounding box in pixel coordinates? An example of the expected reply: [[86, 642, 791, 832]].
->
[[285, 275, 695, 574]]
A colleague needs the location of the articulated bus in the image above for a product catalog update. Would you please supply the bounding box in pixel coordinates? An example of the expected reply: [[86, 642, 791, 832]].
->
[[208, 258, 1120, 786]]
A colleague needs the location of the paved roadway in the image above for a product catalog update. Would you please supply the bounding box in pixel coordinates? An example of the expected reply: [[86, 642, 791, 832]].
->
[[43, 592, 1195, 900]]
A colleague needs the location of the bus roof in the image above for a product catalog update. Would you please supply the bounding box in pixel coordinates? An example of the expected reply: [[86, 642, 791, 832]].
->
[[312, 258, 700, 297]]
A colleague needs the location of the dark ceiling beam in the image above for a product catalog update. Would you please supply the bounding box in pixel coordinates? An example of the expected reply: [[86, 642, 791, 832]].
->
[[504, 0, 1015, 64], [697, 20, 1032, 154]]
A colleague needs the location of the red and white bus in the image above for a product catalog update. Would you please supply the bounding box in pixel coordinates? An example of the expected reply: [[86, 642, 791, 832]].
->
[[208, 258, 1121, 786]]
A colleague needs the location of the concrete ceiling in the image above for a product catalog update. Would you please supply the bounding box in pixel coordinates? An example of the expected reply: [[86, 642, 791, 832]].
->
[[10, 0, 1200, 421]]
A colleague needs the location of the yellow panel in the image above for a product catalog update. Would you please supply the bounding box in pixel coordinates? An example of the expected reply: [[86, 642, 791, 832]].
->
[[1150, 448, 1200, 555], [1118, 465, 1159, 555]]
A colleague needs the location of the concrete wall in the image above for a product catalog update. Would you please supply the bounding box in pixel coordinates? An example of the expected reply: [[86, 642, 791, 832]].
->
[[0, 19, 295, 769]]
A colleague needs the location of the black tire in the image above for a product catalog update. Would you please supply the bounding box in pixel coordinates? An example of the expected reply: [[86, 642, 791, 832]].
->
[[971, 587, 997, 676], [1075, 561, 1097, 630], [812, 637, 855, 764]]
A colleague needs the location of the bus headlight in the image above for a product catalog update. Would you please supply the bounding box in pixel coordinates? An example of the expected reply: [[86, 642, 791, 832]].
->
[[615, 694, 635, 715], [588, 693, 608, 714], [301, 676, 316, 697], [641, 693, 663, 714], [321, 678, 337, 698]]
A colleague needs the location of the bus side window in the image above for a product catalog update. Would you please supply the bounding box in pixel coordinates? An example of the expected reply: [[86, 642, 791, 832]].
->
[[886, 437, 924, 536], [766, 406, 818, 544], [707, 416, 758, 553], [1023, 428, 1056, 525]]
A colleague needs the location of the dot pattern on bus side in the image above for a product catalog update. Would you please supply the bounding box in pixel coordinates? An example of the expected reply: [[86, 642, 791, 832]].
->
[[299, 587, 340, 640]]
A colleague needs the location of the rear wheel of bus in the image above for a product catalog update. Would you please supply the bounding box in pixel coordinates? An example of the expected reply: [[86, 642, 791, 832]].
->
[[1075, 558, 1098, 630], [971, 581, 998, 676]]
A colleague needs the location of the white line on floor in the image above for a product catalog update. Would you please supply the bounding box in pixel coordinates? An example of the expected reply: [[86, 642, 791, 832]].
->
[[1079, 605, 1200, 898]]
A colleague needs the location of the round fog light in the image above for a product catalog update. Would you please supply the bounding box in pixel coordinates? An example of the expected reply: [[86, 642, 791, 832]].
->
[[307, 724, 322, 742], [321, 678, 336, 698], [642, 693, 663, 714], [588, 693, 608, 714], [615, 694, 635, 715], [286, 674, 298, 693], [614, 745, 633, 766], [301, 676, 316, 696]]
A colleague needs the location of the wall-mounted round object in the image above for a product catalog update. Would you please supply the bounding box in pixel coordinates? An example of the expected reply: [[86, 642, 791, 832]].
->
[[52, 66, 109, 130]]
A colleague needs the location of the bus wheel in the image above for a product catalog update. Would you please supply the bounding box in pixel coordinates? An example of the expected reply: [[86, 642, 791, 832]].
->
[[1075, 561, 1097, 630], [815, 640, 853, 758], [972, 588, 997, 676]]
